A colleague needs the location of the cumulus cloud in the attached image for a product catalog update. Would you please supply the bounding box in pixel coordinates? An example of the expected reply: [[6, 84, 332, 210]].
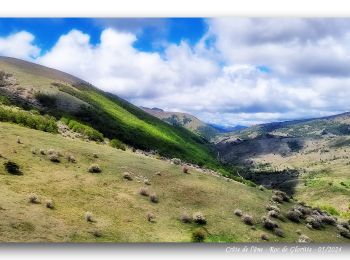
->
[[0, 31, 40, 59], [2, 19, 350, 126]]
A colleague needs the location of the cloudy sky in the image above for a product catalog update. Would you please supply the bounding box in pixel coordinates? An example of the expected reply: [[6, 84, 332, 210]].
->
[[1, 18, 350, 126]]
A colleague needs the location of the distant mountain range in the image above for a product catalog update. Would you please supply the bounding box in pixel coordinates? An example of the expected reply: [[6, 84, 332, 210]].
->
[[140, 106, 247, 140]]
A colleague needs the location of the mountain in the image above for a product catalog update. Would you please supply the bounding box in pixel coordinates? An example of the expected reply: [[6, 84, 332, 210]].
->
[[140, 106, 220, 140], [209, 124, 248, 133], [0, 57, 349, 242], [0, 57, 219, 168], [216, 113, 350, 220]]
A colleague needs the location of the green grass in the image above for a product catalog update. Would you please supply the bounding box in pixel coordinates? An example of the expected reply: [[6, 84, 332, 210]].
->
[[0, 122, 348, 242]]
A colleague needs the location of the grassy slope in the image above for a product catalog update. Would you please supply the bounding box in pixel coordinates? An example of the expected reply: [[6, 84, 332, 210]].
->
[[0, 57, 218, 168], [0, 122, 346, 242]]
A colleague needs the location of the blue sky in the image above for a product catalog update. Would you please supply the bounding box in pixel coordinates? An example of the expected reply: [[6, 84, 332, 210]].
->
[[1, 18, 350, 126]]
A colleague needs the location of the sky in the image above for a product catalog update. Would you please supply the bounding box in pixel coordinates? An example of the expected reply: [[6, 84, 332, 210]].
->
[[1, 18, 350, 126]]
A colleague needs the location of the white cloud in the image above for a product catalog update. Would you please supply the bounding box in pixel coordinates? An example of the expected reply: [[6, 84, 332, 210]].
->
[[2, 20, 350, 126], [0, 31, 40, 59]]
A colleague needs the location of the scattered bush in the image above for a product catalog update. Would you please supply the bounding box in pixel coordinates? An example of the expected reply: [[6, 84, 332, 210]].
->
[[180, 213, 192, 223], [272, 195, 283, 204], [261, 233, 269, 241], [305, 216, 323, 229], [150, 193, 159, 203], [234, 209, 243, 217], [46, 199, 54, 209], [192, 228, 206, 242], [139, 187, 149, 197], [273, 190, 290, 202], [85, 212, 94, 222], [182, 166, 189, 174], [40, 149, 46, 155], [67, 154, 76, 163], [268, 210, 280, 219], [110, 139, 126, 151], [31, 148, 36, 154], [171, 158, 181, 165], [298, 234, 312, 243], [146, 212, 155, 222], [61, 117, 104, 142], [258, 185, 265, 191], [241, 214, 254, 225], [338, 225, 350, 239], [92, 230, 102, 237], [262, 217, 279, 230], [17, 136, 21, 144], [123, 172, 133, 181], [93, 153, 98, 158], [28, 193, 39, 204], [48, 153, 60, 163], [274, 228, 285, 237], [322, 215, 337, 226], [144, 179, 151, 185], [88, 164, 101, 173], [0, 106, 58, 133], [4, 161, 22, 175], [266, 205, 280, 212], [193, 212, 207, 225], [286, 210, 302, 223]]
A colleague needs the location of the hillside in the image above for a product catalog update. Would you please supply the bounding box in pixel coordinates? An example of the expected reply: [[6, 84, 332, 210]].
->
[[216, 114, 350, 221], [140, 107, 220, 140], [0, 122, 348, 242], [0, 57, 218, 168]]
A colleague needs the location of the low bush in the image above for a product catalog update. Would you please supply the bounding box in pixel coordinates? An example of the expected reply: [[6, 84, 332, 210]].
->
[[192, 228, 206, 242], [28, 193, 39, 204], [85, 212, 94, 222], [261, 233, 269, 241], [150, 193, 159, 203], [266, 205, 280, 212], [262, 216, 279, 230], [110, 139, 126, 151], [182, 166, 189, 174], [46, 199, 54, 209], [88, 164, 101, 173], [61, 117, 104, 142], [234, 209, 243, 217], [180, 213, 192, 223], [144, 179, 151, 185], [193, 212, 207, 225], [0, 106, 58, 133], [147, 212, 155, 222], [139, 187, 149, 197], [272, 195, 283, 203], [273, 190, 290, 202], [67, 154, 76, 163], [241, 214, 254, 225], [4, 161, 22, 175], [123, 172, 133, 181], [306, 216, 323, 229], [274, 228, 285, 237], [48, 153, 60, 163], [298, 234, 312, 243], [286, 210, 302, 223]]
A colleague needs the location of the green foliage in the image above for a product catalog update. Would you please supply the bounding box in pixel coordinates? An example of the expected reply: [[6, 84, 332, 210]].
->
[[0, 105, 58, 133], [61, 117, 104, 141], [110, 139, 126, 151], [192, 228, 206, 242], [0, 95, 11, 105], [34, 92, 57, 107]]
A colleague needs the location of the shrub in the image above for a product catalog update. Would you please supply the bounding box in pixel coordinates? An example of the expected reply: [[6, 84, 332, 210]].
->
[[322, 215, 337, 226], [338, 226, 350, 239], [93, 153, 98, 158], [268, 210, 280, 219], [193, 212, 207, 225], [182, 166, 189, 174], [4, 161, 22, 175], [34, 92, 57, 107], [85, 212, 94, 222], [31, 148, 37, 154], [110, 139, 126, 151], [234, 209, 243, 217], [150, 193, 159, 203], [28, 193, 39, 204], [123, 172, 133, 181], [298, 234, 312, 243], [144, 179, 151, 185], [62, 118, 104, 141], [146, 212, 155, 222], [88, 164, 101, 173], [241, 214, 254, 225], [286, 210, 302, 223], [92, 230, 102, 237], [273, 190, 290, 202], [139, 187, 149, 196], [262, 217, 279, 230], [40, 149, 46, 155], [67, 154, 76, 163], [258, 185, 265, 191], [48, 153, 60, 163], [46, 199, 54, 209], [266, 205, 280, 212], [171, 158, 181, 165], [306, 216, 323, 229], [261, 233, 269, 241], [192, 228, 206, 242], [180, 213, 192, 223], [17, 136, 21, 144], [0, 106, 58, 133], [272, 195, 283, 203], [274, 228, 285, 237]]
